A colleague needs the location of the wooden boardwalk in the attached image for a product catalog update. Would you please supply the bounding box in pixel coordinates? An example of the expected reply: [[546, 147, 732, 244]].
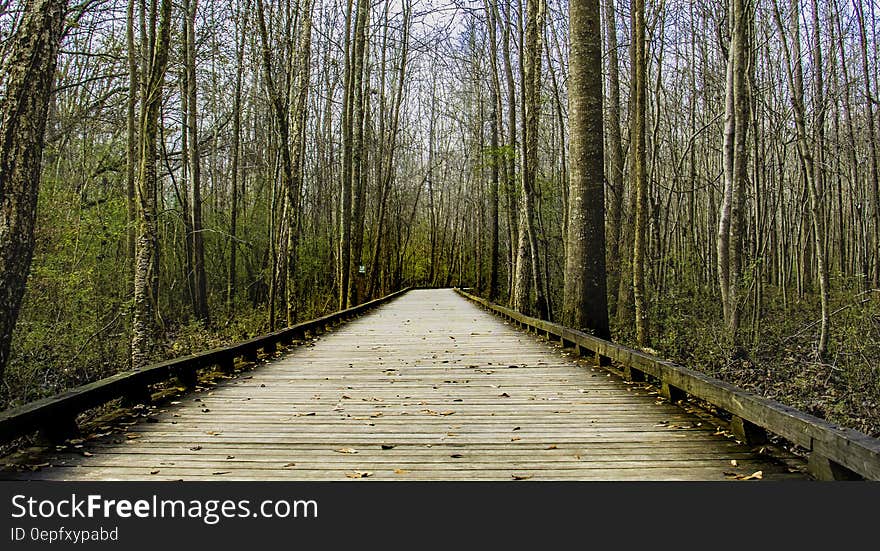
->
[[5, 289, 803, 480]]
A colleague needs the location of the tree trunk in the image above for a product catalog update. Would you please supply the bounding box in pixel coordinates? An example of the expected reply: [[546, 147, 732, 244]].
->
[[126, 0, 139, 285], [562, 0, 609, 338], [718, 0, 752, 348], [631, 0, 650, 348], [348, 0, 369, 307], [255, 0, 294, 328], [227, 0, 249, 312], [0, 0, 69, 380], [132, 0, 173, 368], [514, 0, 548, 319], [185, 0, 209, 323], [287, 0, 314, 324], [854, 0, 880, 288], [774, 0, 829, 358], [604, 0, 624, 319]]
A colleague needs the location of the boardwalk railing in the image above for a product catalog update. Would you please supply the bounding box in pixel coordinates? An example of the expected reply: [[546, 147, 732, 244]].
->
[[456, 288, 880, 481], [0, 288, 410, 446]]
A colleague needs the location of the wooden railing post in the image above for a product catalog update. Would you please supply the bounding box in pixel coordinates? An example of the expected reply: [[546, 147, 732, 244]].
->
[[623, 366, 646, 382], [730, 415, 767, 446], [122, 385, 153, 407], [660, 382, 687, 403], [808, 453, 863, 481], [38, 416, 79, 445], [175, 366, 198, 390]]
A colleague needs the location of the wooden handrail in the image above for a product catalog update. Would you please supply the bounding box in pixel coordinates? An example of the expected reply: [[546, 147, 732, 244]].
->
[[0, 288, 411, 445], [455, 288, 880, 481]]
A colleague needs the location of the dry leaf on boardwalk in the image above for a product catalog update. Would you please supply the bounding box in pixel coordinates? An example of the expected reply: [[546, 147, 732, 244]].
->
[[393, 469, 409, 475], [335, 447, 358, 454], [511, 474, 533, 480], [345, 471, 373, 479]]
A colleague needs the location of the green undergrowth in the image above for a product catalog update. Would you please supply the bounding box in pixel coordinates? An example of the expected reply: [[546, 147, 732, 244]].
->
[[0, 297, 335, 412]]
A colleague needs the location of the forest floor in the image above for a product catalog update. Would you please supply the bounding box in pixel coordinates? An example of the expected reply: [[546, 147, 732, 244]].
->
[[614, 281, 880, 439]]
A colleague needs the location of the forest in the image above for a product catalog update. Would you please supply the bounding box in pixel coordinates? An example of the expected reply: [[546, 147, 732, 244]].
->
[[0, 0, 879, 441]]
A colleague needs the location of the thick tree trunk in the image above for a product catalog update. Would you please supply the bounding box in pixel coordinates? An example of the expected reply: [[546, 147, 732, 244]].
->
[[562, 0, 609, 338], [0, 0, 69, 380]]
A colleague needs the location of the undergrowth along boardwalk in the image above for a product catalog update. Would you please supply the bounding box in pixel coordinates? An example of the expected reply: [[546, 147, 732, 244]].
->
[[4, 289, 803, 480]]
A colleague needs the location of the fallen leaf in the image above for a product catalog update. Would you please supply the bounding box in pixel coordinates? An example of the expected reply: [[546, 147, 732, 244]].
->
[[381, 444, 396, 450], [450, 454, 464, 458], [190, 446, 202, 451], [511, 436, 521, 442], [212, 471, 230, 475], [545, 445, 558, 450], [335, 447, 358, 454], [739, 471, 763, 481], [730, 460, 738, 467], [283, 462, 296, 468], [226, 455, 235, 460], [393, 469, 409, 475], [511, 474, 533, 480], [149, 470, 160, 475], [82, 451, 94, 457], [205, 431, 222, 436], [440, 411, 455, 416], [345, 471, 373, 479], [499, 392, 511, 398], [512, 426, 521, 431]]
